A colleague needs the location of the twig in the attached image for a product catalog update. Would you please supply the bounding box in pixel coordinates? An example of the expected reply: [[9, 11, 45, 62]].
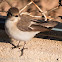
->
[[31, 0, 43, 13], [31, 0, 61, 21], [0, 11, 7, 12], [19, 2, 33, 14], [31, 0, 47, 21], [46, 6, 60, 14], [44, 5, 60, 20], [20, 12, 42, 19], [5, 0, 12, 7]]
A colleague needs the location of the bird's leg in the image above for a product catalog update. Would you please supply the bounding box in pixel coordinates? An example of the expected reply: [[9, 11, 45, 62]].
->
[[16, 41, 20, 47], [9, 41, 17, 49], [20, 41, 28, 56], [12, 41, 21, 49]]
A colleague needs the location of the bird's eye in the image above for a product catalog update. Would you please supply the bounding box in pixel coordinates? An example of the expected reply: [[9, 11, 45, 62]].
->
[[15, 15, 18, 17]]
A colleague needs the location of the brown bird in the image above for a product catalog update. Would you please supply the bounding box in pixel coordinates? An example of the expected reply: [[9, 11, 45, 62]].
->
[[5, 7, 58, 55]]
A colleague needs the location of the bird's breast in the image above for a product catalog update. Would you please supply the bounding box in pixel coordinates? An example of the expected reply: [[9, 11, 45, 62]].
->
[[5, 19, 39, 41]]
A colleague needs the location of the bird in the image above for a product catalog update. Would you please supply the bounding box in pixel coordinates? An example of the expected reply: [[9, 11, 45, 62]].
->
[[5, 7, 58, 56]]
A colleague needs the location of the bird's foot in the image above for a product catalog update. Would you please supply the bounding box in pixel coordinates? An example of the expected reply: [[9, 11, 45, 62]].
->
[[11, 45, 22, 49], [11, 45, 28, 56], [20, 47, 28, 56], [11, 41, 28, 56]]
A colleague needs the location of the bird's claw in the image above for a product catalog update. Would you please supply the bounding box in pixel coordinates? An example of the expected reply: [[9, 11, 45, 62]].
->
[[20, 47, 28, 56], [11, 45, 22, 49]]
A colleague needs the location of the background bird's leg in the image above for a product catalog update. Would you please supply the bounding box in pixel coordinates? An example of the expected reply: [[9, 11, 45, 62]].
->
[[20, 41, 28, 56]]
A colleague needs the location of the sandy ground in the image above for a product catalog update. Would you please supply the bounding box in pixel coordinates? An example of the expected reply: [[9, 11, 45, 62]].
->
[[0, 30, 62, 62]]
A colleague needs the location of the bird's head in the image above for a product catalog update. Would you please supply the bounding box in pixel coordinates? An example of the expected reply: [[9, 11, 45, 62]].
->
[[7, 7, 19, 18]]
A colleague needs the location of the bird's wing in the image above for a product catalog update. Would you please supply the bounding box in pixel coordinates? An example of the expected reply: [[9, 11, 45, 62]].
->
[[29, 20, 58, 31], [40, 21, 58, 28], [17, 14, 58, 32], [30, 24, 51, 32]]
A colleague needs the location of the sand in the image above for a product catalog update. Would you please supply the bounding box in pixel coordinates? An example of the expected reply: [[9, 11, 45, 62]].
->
[[0, 30, 62, 62]]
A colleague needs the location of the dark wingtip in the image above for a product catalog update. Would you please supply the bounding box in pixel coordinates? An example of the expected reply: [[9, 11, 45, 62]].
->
[[40, 21, 58, 28]]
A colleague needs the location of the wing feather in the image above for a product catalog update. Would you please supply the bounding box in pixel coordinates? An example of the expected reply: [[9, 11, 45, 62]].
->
[[29, 20, 58, 31]]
